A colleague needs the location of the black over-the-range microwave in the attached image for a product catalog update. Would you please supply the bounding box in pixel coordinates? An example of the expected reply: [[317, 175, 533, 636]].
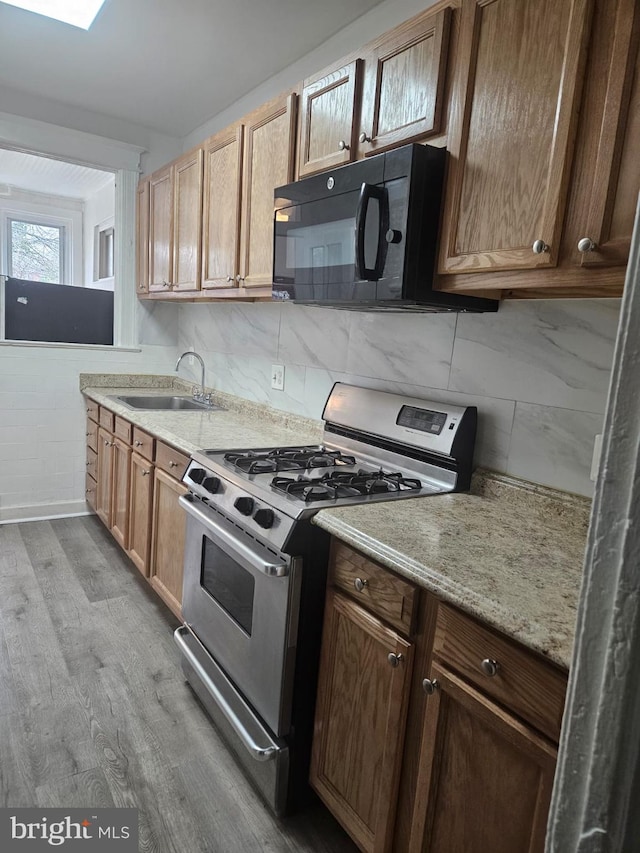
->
[[272, 143, 498, 312]]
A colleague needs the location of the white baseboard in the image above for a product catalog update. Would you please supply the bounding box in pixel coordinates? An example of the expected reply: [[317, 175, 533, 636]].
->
[[0, 500, 93, 525]]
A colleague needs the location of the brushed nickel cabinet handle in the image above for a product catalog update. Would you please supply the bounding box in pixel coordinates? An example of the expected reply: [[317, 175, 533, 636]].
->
[[226, 276, 234, 282], [235, 274, 246, 283], [354, 577, 368, 593], [359, 132, 372, 143], [169, 461, 178, 468], [422, 678, 440, 695], [532, 239, 550, 254], [338, 139, 349, 151], [134, 440, 143, 447], [578, 237, 597, 253], [387, 653, 405, 668], [481, 658, 500, 677], [142, 469, 150, 476]]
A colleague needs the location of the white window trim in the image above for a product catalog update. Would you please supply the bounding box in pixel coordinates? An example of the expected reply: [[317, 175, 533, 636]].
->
[[0, 113, 143, 347], [2, 204, 78, 285]]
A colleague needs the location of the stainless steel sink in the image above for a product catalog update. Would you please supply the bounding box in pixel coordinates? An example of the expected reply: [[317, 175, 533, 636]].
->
[[113, 395, 224, 411]]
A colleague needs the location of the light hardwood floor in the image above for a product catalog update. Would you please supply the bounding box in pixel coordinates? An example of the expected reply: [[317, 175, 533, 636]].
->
[[0, 516, 357, 853]]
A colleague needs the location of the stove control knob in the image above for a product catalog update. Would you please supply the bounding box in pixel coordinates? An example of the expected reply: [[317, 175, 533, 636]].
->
[[189, 467, 207, 485], [234, 497, 255, 516], [202, 476, 220, 494], [254, 508, 275, 529]]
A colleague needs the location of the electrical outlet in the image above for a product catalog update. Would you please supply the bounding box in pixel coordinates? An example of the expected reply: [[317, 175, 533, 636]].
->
[[271, 364, 285, 391], [590, 434, 603, 481]]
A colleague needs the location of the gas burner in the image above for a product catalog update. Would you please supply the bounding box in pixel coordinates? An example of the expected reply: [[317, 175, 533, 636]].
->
[[271, 470, 423, 503], [223, 447, 357, 474]]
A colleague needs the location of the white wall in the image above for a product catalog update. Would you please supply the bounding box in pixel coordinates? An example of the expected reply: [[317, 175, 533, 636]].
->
[[83, 178, 115, 289], [178, 299, 619, 497]]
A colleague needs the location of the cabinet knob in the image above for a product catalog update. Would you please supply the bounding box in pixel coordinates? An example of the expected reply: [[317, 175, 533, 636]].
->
[[481, 658, 500, 677], [162, 281, 171, 288], [577, 237, 597, 253], [359, 132, 372, 144], [104, 439, 110, 446], [354, 577, 368, 593], [235, 275, 245, 283], [388, 653, 405, 668], [337, 139, 350, 151], [532, 239, 550, 254], [227, 276, 234, 282], [422, 678, 440, 695], [169, 460, 178, 468], [142, 469, 150, 476], [134, 440, 142, 447]]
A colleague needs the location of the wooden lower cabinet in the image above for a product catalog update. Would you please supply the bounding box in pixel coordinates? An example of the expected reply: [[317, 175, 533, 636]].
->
[[310, 590, 414, 853], [95, 426, 114, 527], [408, 663, 557, 853], [313, 541, 567, 853], [111, 437, 132, 549], [127, 452, 154, 576], [149, 467, 188, 619]]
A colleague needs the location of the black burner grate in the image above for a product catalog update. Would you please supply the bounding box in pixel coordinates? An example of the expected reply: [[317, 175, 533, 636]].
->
[[271, 469, 422, 503], [223, 447, 357, 474]]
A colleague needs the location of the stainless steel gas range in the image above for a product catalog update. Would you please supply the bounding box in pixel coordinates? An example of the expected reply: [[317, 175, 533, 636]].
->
[[174, 383, 477, 815]]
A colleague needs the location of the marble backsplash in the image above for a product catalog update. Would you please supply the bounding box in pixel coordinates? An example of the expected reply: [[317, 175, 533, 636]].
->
[[177, 298, 621, 497]]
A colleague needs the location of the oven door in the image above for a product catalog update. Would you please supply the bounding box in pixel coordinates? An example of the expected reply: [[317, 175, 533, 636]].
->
[[179, 494, 300, 738]]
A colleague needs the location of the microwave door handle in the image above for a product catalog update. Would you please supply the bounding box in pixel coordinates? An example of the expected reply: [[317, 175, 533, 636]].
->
[[355, 183, 390, 281]]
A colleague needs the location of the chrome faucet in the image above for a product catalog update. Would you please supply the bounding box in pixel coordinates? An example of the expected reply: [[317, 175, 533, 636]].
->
[[175, 351, 211, 405]]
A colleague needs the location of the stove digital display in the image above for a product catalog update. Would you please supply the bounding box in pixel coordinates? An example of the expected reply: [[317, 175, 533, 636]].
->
[[397, 406, 447, 435]]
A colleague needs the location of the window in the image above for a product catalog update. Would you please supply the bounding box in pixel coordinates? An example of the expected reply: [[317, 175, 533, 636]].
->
[[7, 218, 65, 283], [94, 223, 114, 281]]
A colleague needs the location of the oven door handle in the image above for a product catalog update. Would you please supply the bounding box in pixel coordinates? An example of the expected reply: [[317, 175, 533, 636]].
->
[[174, 626, 278, 762], [179, 494, 289, 577]]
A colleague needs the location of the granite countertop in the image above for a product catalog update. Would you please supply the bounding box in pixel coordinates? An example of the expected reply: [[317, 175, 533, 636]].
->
[[81, 373, 589, 670], [80, 373, 324, 453], [314, 473, 590, 669]]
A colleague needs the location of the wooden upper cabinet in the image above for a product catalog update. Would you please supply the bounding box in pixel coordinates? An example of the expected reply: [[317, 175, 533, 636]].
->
[[359, 6, 451, 156], [298, 60, 362, 177], [565, 0, 640, 270], [148, 165, 173, 291], [239, 92, 297, 288], [136, 179, 149, 294], [172, 147, 204, 291], [202, 125, 243, 289], [439, 0, 593, 276]]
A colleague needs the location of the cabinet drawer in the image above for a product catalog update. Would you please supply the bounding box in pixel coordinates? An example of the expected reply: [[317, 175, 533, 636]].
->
[[85, 473, 97, 511], [155, 440, 189, 479], [86, 446, 97, 480], [86, 418, 98, 453], [99, 406, 115, 432], [85, 399, 99, 422], [114, 416, 132, 444], [132, 427, 154, 461], [433, 604, 567, 742], [330, 541, 417, 636]]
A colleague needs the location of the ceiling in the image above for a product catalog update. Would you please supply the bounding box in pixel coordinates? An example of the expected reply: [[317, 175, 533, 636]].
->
[[0, 0, 386, 138], [0, 148, 114, 199]]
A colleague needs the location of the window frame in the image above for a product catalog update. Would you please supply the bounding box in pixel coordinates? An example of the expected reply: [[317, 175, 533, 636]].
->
[[7, 215, 67, 284]]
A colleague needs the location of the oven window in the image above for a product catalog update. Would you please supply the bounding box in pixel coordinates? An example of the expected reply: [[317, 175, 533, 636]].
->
[[200, 536, 255, 635]]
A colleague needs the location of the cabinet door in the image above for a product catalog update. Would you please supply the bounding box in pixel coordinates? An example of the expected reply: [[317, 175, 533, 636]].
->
[[239, 92, 297, 288], [310, 590, 414, 853], [439, 0, 592, 275], [408, 663, 557, 853], [202, 126, 243, 289], [127, 453, 154, 577], [574, 0, 640, 268], [96, 427, 114, 528], [298, 60, 362, 177], [136, 179, 149, 294], [359, 7, 450, 156], [110, 437, 131, 550], [149, 468, 188, 620], [148, 165, 173, 291], [172, 148, 204, 291]]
